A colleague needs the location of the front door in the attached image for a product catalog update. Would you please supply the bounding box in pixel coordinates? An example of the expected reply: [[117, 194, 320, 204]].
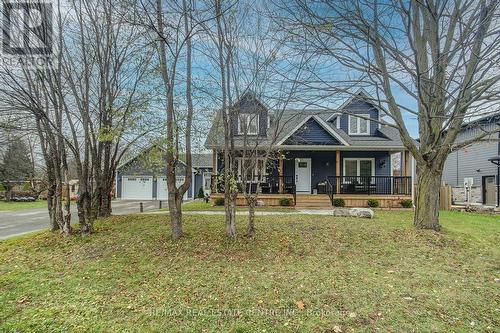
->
[[483, 176, 496, 205], [295, 158, 311, 193]]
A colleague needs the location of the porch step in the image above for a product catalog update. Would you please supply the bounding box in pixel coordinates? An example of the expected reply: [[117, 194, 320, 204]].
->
[[295, 194, 332, 208]]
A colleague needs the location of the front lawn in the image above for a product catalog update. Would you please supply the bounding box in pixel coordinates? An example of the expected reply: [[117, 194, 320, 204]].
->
[[0, 200, 47, 211], [0, 211, 498, 332]]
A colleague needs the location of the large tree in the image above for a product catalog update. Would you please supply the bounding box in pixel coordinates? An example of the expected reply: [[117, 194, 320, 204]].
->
[[277, 0, 500, 230]]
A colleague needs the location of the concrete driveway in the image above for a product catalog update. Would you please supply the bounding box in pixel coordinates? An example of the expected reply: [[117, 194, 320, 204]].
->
[[0, 200, 162, 240]]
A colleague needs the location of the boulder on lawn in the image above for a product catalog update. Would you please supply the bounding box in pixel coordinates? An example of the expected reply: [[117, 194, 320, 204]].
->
[[332, 207, 374, 219]]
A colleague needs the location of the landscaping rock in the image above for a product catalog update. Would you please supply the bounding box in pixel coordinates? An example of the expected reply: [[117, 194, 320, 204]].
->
[[332, 208, 351, 217], [256, 200, 265, 207], [332, 207, 374, 219]]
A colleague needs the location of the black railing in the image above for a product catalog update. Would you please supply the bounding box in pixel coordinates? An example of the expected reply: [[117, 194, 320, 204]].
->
[[326, 176, 411, 195], [211, 175, 296, 202]]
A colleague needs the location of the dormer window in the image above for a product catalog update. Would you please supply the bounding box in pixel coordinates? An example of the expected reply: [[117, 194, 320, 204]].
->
[[238, 113, 259, 135], [348, 114, 370, 135]]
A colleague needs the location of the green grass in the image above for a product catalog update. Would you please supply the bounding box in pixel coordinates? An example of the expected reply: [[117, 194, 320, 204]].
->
[[1, 211, 499, 332], [181, 200, 294, 212], [0, 200, 47, 211]]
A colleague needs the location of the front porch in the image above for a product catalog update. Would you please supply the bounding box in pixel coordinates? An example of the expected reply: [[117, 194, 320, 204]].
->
[[210, 149, 413, 208], [210, 193, 411, 208]]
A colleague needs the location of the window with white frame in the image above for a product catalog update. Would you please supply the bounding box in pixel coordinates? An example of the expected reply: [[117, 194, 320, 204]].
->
[[236, 157, 267, 181], [348, 114, 370, 135], [343, 158, 375, 182], [238, 113, 259, 135]]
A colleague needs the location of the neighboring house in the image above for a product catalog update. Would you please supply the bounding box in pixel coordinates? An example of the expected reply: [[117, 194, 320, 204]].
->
[[115, 146, 213, 201], [65, 179, 79, 200], [191, 153, 213, 197], [442, 112, 500, 206], [205, 91, 413, 208]]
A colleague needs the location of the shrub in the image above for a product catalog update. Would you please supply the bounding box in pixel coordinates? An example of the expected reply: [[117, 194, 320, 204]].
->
[[0, 183, 5, 191], [400, 199, 413, 208], [197, 187, 205, 199], [367, 199, 379, 208], [279, 198, 292, 206], [22, 182, 32, 191], [332, 198, 345, 207], [214, 197, 225, 206]]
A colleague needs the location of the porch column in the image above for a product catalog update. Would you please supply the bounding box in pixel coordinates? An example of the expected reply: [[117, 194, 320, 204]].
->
[[213, 150, 217, 193], [336, 150, 341, 193], [403, 150, 411, 176], [278, 152, 284, 194]]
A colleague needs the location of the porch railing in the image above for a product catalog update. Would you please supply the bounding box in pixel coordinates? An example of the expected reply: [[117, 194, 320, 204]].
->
[[211, 174, 296, 203], [326, 176, 412, 196]]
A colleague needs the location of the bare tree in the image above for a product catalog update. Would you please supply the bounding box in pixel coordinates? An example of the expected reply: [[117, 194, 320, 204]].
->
[[202, 0, 311, 237], [62, 0, 155, 231], [131, 0, 199, 239], [276, 0, 500, 230]]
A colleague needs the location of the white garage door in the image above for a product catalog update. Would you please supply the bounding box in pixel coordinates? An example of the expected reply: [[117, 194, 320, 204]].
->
[[122, 176, 153, 200], [157, 176, 188, 200]]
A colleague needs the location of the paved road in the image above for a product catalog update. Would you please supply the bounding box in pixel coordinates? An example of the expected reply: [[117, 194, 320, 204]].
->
[[0, 200, 162, 240]]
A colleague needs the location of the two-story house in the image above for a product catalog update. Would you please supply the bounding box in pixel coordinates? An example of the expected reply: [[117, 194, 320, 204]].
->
[[205, 91, 413, 208]]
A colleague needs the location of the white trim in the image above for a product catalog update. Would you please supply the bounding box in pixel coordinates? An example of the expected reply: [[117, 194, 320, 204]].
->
[[342, 158, 376, 178], [276, 115, 350, 146], [238, 113, 259, 135], [325, 112, 341, 122], [348, 114, 370, 135]]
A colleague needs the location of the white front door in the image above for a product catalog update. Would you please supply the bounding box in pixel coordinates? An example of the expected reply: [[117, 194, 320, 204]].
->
[[157, 176, 188, 200], [295, 158, 311, 193]]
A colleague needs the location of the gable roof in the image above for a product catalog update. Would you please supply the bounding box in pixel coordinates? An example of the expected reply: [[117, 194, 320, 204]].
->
[[118, 145, 212, 171], [277, 115, 350, 146], [204, 92, 406, 150]]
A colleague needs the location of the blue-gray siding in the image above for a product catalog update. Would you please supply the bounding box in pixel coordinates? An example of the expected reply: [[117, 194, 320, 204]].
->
[[283, 118, 341, 145], [335, 100, 380, 136], [442, 122, 500, 194], [280, 150, 391, 192]]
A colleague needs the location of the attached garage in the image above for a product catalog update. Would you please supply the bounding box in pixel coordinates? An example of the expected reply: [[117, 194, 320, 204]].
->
[[121, 176, 153, 200], [157, 176, 188, 200], [116, 146, 212, 201]]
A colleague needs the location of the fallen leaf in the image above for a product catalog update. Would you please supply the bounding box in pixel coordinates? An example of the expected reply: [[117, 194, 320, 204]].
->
[[296, 300, 305, 310]]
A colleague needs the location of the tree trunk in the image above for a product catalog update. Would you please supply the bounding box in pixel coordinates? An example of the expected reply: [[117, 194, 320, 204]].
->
[[62, 176, 72, 235], [4, 185, 12, 202], [414, 166, 442, 231], [246, 195, 256, 237], [99, 182, 112, 218], [168, 191, 183, 240], [225, 191, 237, 239]]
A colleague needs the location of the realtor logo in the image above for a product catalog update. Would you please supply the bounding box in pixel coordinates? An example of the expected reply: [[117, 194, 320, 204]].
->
[[2, 2, 52, 55]]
